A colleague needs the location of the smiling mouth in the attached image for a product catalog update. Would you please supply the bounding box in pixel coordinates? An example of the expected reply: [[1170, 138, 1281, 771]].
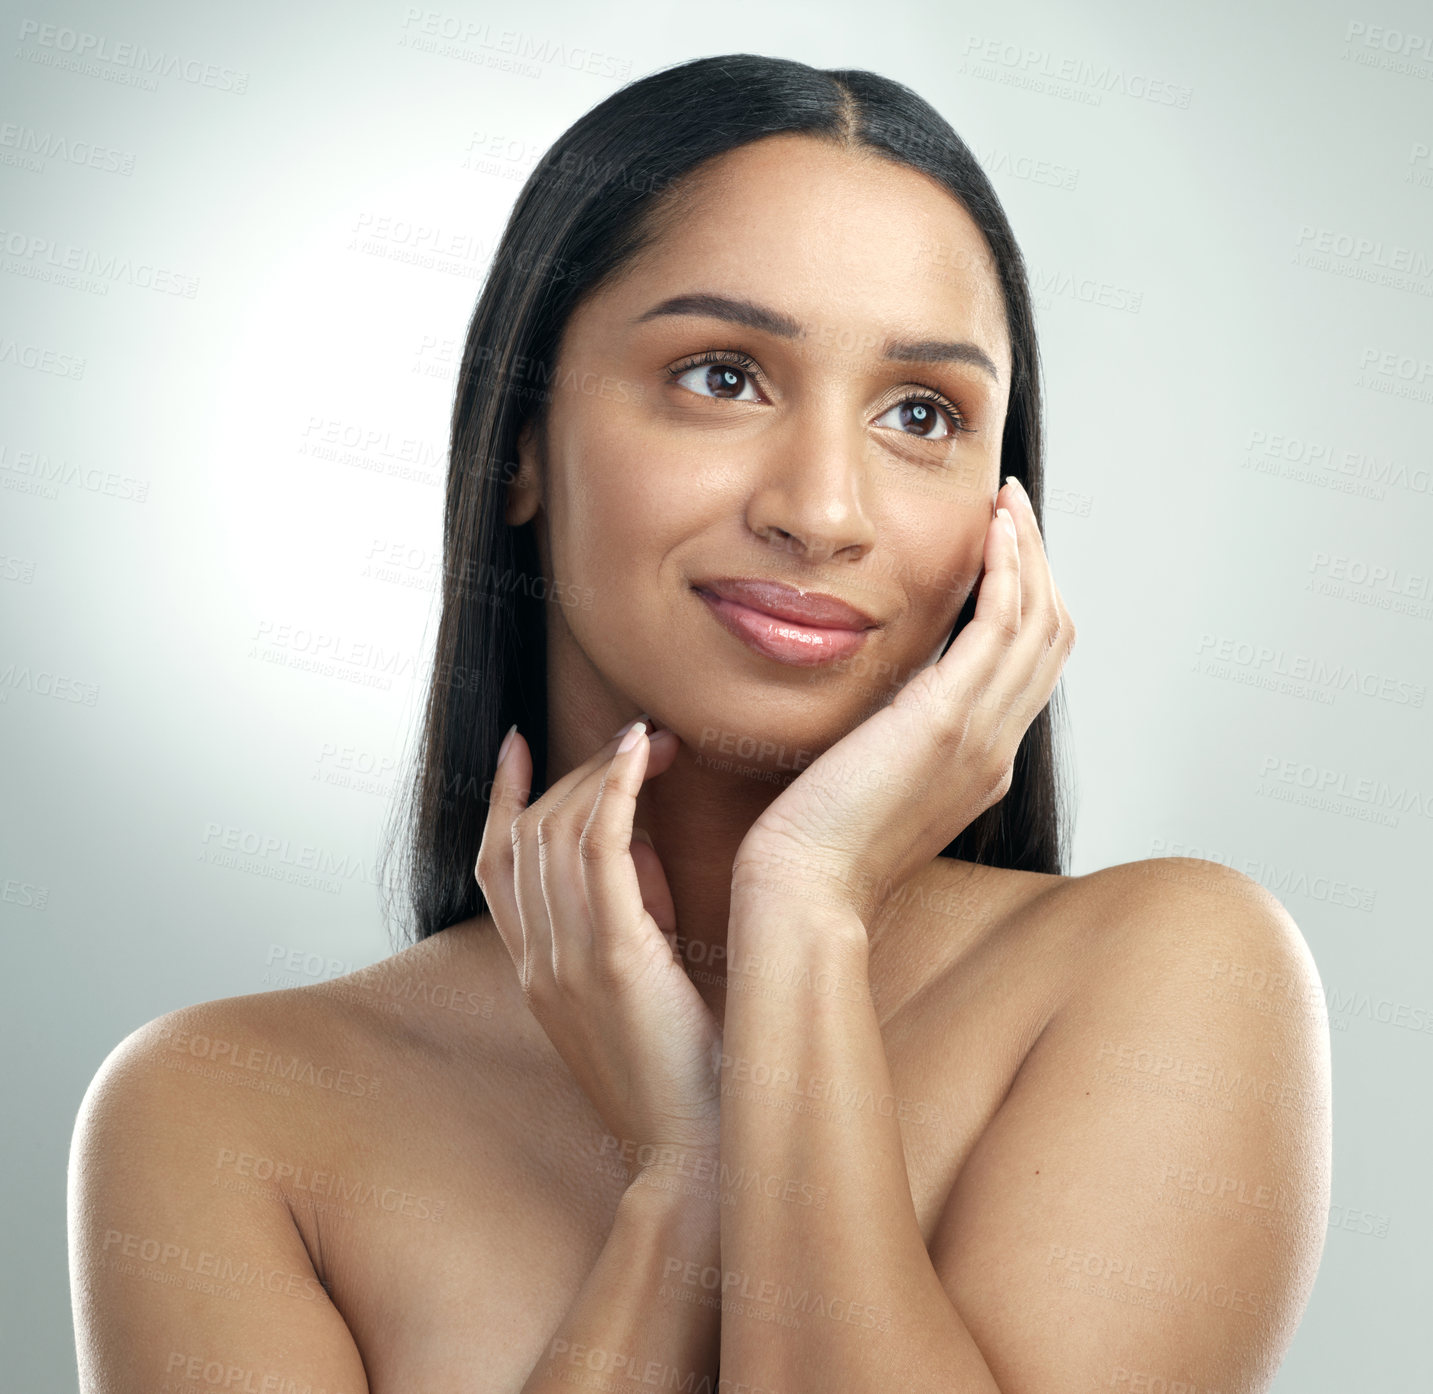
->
[[692, 586, 875, 668]]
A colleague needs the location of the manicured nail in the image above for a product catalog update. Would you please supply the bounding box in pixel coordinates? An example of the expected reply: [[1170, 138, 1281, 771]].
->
[[613, 712, 650, 739], [997, 507, 1017, 541], [617, 721, 646, 754], [497, 723, 517, 768]]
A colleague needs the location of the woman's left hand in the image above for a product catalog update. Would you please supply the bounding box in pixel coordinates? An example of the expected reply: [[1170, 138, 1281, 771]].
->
[[731, 474, 1075, 925]]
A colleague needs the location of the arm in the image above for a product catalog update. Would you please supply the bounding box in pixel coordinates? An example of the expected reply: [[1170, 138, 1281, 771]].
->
[[715, 861, 1331, 1394], [715, 883, 1003, 1393], [70, 1011, 724, 1394], [68, 1017, 372, 1394], [521, 1163, 721, 1394], [474, 721, 729, 1392]]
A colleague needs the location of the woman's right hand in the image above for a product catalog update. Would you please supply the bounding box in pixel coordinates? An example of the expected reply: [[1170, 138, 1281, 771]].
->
[[475, 718, 723, 1177]]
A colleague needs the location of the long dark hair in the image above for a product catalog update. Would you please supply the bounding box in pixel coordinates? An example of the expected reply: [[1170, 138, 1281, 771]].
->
[[378, 52, 1075, 946]]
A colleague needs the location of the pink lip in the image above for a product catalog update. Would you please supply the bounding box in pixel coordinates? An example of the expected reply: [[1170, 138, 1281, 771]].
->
[[692, 577, 878, 629], [693, 586, 874, 667]]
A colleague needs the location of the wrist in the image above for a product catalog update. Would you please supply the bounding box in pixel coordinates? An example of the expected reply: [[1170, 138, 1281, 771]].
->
[[623, 1152, 724, 1220], [728, 882, 870, 950]]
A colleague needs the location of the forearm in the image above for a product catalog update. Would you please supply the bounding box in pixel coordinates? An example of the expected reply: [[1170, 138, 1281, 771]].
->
[[716, 889, 1001, 1393], [522, 1169, 722, 1394]]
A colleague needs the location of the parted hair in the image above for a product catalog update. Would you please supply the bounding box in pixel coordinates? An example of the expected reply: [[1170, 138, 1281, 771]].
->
[[378, 52, 1074, 946]]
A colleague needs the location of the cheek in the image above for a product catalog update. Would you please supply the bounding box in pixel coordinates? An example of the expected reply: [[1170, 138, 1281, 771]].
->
[[549, 403, 696, 587], [889, 504, 989, 622]]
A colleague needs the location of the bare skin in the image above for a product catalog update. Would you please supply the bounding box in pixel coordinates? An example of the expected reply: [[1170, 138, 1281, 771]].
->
[[67, 858, 1327, 1393], [69, 134, 1331, 1393]]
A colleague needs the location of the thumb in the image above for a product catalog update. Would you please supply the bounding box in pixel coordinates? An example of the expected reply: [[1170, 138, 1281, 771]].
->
[[629, 832, 676, 936]]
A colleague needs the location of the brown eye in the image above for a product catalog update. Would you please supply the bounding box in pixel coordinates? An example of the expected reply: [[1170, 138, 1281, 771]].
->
[[674, 362, 760, 401], [874, 397, 962, 440]]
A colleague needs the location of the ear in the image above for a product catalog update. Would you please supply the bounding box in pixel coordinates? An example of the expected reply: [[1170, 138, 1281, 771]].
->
[[505, 419, 543, 526]]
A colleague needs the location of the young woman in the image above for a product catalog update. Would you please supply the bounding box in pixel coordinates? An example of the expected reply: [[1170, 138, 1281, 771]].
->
[[69, 53, 1331, 1394]]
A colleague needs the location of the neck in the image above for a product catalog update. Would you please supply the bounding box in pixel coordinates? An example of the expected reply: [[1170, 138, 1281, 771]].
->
[[547, 713, 804, 1021]]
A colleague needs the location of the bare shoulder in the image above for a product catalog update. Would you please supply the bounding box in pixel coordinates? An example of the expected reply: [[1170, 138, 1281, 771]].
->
[[1061, 855, 1327, 1015], [68, 979, 392, 1270], [1030, 853, 1331, 1126], [924, 856, 1332, 1393], [75, 984, 358, 1138], [67, 986, 384, 1391], [75, 925, 524, 1141]]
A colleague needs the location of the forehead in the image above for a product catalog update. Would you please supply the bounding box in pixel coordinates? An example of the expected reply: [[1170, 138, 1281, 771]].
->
[[604, 133, 1010, 373]]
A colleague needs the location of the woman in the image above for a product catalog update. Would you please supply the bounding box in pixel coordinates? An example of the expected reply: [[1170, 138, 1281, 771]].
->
[[69, 53, 1330, 1394]]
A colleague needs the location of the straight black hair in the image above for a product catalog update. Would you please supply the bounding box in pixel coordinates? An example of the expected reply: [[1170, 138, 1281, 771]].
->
[[379, 52, 1075, 945]]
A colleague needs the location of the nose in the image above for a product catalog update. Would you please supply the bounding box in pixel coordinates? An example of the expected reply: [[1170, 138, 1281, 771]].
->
[[745, 416, 878, 564]]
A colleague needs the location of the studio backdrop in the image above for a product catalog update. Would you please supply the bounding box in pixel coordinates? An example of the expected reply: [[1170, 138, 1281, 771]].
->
[[2, 1, 1429, 1389]]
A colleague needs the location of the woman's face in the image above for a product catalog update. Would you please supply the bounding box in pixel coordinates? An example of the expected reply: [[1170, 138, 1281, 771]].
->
[[510, 132, 1014, 757]]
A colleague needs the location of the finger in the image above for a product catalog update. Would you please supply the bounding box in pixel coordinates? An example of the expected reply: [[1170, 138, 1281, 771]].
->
[[474, 726, 533, 977], [999, 476, 1054, 647], [510, 723, 643, 991], [518, 723, 680, 990], [630, 836, 678, 941], [1017, 578, 1078, 725], [976, 543, 1077, 777], [542, 724, 680, 975], [989, 480, 1074, 722], [980, 503, 1022, 637], [980, 477, 1063, 723], [906, 501, 1021, 721], [536, 738, 636, 972], [581, 724, 672, 985]]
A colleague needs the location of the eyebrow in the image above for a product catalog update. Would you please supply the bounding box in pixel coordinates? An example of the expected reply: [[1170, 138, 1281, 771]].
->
[[631, 292, 1001, 383]]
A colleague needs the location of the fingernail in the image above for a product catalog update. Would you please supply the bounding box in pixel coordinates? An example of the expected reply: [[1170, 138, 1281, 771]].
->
[[614, 712, 650, 739], [497, 723, 517, 768], [997, 506, 1017, 541]]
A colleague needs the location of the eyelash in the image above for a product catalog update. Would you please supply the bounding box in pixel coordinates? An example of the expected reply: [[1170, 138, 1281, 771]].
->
[[665, 349, 975, 437]]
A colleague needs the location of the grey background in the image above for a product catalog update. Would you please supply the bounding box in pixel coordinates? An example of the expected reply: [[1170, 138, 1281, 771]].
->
[[2, 0, 1430, 1387]]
